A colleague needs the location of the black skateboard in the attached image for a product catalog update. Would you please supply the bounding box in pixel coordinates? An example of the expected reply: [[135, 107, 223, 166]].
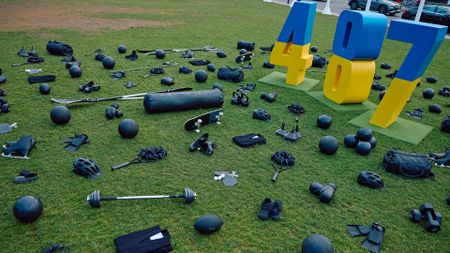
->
[[184, 109, 223, 132]]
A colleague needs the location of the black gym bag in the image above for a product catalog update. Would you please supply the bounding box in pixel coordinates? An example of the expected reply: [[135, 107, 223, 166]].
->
[[114, 225, 172, 253], [383, 149, 433, 178]]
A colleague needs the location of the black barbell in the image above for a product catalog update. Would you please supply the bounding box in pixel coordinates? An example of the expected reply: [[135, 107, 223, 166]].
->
[[87, 187, 196, 208]]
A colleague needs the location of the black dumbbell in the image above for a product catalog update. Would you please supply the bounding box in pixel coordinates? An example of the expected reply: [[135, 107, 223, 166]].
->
[[409, 203, 442, 232], [309, 182, 336, 203]]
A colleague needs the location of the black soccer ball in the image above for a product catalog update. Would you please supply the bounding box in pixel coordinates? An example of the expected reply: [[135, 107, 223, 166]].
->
[[69, 65, 82, 78], [356, 127, 373, 141], [319, 136, 339, 155], [344, 134, 358, 148], [193, 215, 223, 234], [310, 45, 318, 53], [155, 49, 165, 59], [118, 44, 127, 54], [50, 106, 71, 125], [317, 115, 332, 129], [13, 196, 43, 223], [102, 56, 115, 69], [302, 234, 334, 253], [195, 70, 208, 83], [356, 141, 372, 156], [39, 83, 51, 95], [207, 63, 216, 72], [423, 88, 435, 99], [118, 119, 139, 138]]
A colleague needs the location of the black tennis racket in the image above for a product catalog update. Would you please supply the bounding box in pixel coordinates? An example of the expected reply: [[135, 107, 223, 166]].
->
[[111, 147, 167, 171]]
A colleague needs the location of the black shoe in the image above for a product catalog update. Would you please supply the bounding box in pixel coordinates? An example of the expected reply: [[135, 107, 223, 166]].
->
[[258, 198, 272, 220], [270, 199, 283, 220], [435, 152, 450, 168], [14, 170, 38, 184], [200, 141, 215, 155], [189, 133, 209, 152]]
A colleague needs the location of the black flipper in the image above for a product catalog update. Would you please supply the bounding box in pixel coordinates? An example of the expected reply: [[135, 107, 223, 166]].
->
[[346, 224, 373, 236], [361, 223, 385, 253]]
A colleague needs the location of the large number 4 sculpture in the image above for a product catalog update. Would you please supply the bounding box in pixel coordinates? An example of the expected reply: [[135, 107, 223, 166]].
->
[[271, 2, 447, 128]]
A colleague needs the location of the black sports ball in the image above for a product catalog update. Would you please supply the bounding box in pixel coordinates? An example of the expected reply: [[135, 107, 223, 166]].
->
[[102, 56, 115, 69], [39, 83, 51, 95], [317, 115, 332, 129], [212, 83, 223, 91], [426, 76, 437, 83], [368, 136, 377, 149], [207, 63, 216, 72], [13, 196, 43, 223], [319, 136, 339, 155], [155, 49, 165, 59], [194, 215, 223, 234], [356, 127, 373, 141], [423, 88, 435, 99], [95, 53, 105, 61], [50, 106, 71, 125], [310, 45, 318, 53], [195, 70, 208, 83], [118, 119, 139, 138], [344, 134, 358, 148], [356, 141, 372, 156], [302, 234, 334, 253], [216, 51, 227, 58], [380, 63, 391, 70], [428, 104, 442, 114], [441, 117, 450, 133], [118, 44, 127, 54], [69, 65, 82, 78]]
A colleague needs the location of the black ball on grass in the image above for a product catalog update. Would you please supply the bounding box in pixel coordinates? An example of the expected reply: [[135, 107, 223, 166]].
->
[[356, 141, 372, 156], [310, 45, 318, 53], [195, 70, 208, 83], [319, 135, 339, 155], [13, 196, 43, 223], [369, 137, 377, 149], [317, 115, 332, 129], [118, 119, 139, 138], [118, 44, 127, 54], [301, 234, 334, 253], [50, 106, 71, 125], [69, 65, 82, 78], [102, 56, 115, 69], [356, 127, 373, 141], [155, 49, 165, 59], [207, 63, 216, 72], [423, 88, 435, 99], [344, 134, 358, 148], [39, 83, 51, 95]]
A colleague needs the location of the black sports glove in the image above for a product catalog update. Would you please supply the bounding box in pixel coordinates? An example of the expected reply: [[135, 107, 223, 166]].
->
[[64, 134, 89, 152]]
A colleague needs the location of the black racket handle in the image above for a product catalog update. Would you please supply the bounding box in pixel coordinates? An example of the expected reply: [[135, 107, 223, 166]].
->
[[111, 162, 131, 171]]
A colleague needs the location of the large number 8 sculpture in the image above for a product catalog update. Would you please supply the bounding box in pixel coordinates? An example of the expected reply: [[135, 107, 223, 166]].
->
[[270, 2, 447, 128]]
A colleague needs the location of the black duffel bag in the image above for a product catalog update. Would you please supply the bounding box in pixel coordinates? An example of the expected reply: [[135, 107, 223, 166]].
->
[[47, 41, 73, 56], [383, 148, 433, 178]]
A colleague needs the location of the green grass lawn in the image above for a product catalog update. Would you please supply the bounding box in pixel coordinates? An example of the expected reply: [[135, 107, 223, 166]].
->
[[0, 0, 449, 252]]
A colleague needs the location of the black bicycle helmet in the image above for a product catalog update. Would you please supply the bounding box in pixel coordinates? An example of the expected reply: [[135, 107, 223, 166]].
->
[[271, 150, 295, 166], [72, 157, 102, 179], [357, 171, 384, 189]]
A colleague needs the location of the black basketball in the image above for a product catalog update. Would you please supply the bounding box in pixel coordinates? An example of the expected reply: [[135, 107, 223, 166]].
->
[[118, 119, 139, 138], [195, 70, 208, 83], [69, 65, 82, 78], [193, 215, 223, 234], [50, 106, 71, 125], [356, 141, 372, 156], [423, 88, 435, 99], [302, 234, 334, 253], [344, 134, 358, 148], [310, 45, 318, 53], [118, 44, 127, 54], [319, 136, 339, 155], [207, 63, 216, 72], [155, 49, 165, 59], [39, 83, 51, 95], [102, 56, 115, 69], [356, 127, 373, 141], [368, 136, 377, 149], [13, 196, 43, 223], [317, 115, 332, 129]]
